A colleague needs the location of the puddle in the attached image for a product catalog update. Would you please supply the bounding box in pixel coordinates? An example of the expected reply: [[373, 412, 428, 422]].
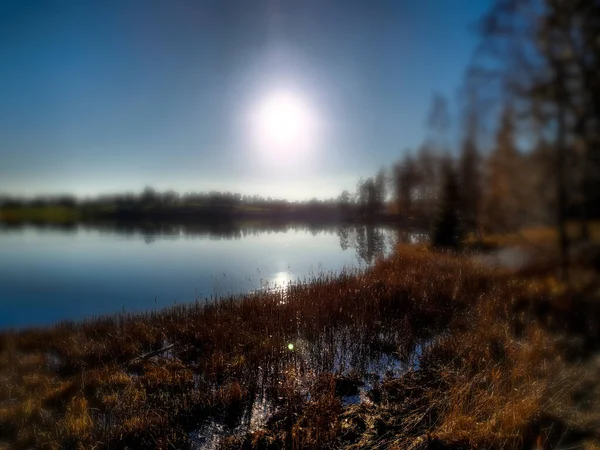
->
[[341, 340, 431, 406], [188, 327, 433, 446], [189, 365, 277, 448], [189, 394, 277, 449]]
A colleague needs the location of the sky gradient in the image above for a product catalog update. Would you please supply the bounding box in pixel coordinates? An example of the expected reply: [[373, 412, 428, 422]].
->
[[0, 0, 491, 200]]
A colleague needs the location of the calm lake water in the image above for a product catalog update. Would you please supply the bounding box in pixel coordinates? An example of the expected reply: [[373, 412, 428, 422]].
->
[[0, 223, 425, 329]]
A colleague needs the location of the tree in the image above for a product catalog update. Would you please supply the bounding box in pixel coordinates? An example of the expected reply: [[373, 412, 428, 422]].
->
[[338, 190, 352, 217], [162, 190, 179, 205], [415, 143, 443, 220], [432, 158, 463, 249], [356, 178, 367, 217], [527, 137, 556, 225], [374, 168, 387, 213], [475, 0, 600, 278], [140, 187, 158, 206], [356, 172, 385, 219], [458, 101, 482, 233], [393, 153, 419, 215], [481, 105, 523, 232], [534, 0, 600, 240], [364, 178, 378, 218]]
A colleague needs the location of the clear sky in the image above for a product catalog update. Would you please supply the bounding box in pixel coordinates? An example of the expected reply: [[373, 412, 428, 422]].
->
[[0, 0, 491, 201]]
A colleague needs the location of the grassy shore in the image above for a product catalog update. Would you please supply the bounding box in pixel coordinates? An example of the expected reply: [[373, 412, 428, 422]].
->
[[1, 245, 599, 449]]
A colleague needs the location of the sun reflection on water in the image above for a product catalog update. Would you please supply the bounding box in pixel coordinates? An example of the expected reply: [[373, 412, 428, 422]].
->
[[269, 270, 295, 289]]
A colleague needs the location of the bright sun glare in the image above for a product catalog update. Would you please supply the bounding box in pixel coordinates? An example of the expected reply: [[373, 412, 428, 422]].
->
[[252, 89, 318, 162]]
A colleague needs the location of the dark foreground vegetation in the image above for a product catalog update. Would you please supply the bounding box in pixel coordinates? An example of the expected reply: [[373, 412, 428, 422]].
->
[[1, 241, 599, 449]]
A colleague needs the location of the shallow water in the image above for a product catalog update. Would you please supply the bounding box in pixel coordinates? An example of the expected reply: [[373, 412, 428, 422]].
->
[[0, 223, 422, 329], [187, 331, 433, 448]]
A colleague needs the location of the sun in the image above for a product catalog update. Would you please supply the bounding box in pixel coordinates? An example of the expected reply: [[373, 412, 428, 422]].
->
[[251, 89, 318, 160], [256, 91, 311, 147]]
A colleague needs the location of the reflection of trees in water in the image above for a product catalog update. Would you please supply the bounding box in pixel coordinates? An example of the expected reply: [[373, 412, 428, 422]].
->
[[2, 221, 426, 257], [337, 225, 387, 265], [395, 230, 429, 245], [336, 226, 429, 264], [356, 226, 386, 265], [338, 226, 350, 251], [0, 221, 79, 234], [130, 222, 340, 243], [1, 220, 342, 244]]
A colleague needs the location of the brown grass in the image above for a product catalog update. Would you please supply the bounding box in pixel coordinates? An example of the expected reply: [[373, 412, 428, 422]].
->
[[0, 245, 598, 449]]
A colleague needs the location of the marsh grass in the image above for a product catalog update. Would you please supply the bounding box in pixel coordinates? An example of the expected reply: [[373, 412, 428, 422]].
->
[[0, 246, 597, 449]]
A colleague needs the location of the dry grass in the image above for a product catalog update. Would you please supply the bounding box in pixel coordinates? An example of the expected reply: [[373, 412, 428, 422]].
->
[[0, 245, 598, 449]]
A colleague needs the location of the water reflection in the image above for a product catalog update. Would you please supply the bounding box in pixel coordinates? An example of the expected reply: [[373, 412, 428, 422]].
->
[[337, 225, 387, 265], [337, 225, 428, 265], [0, 222, 427, 328], [265, 270, 295, 291], [0, 220, 427, 267], [0, 221, 428, 268], [1, 220, 345, 240]]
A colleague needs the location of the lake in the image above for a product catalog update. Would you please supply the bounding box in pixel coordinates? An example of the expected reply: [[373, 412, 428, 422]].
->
[[0, 223, 425, 329]]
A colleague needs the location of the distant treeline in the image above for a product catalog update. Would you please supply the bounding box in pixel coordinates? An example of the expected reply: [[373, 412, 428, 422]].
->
[[0, 188, 413, 226]]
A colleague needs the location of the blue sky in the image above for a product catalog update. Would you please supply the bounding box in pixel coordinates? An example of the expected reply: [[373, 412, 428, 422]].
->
[[0, 0, 491, 200]]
